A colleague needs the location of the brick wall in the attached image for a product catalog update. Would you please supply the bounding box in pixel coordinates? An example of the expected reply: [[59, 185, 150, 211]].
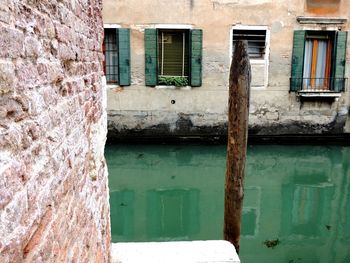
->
[[0, 0, 110, 262]]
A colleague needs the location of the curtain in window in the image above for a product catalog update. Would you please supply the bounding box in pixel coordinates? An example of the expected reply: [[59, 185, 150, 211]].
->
[[315, 40, 327, 88], [303, 40, 313, 89], [303, 39, 328, 90]]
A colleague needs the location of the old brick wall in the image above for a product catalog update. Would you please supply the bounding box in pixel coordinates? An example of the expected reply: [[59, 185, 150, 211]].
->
[[0, 0, 110, 262]]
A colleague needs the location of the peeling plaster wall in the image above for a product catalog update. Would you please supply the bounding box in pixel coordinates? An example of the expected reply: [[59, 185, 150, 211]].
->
[[0, 0, 110, 262], [103, 0, 350, 138]]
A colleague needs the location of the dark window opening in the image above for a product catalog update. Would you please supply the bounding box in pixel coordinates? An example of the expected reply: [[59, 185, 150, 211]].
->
[[232, 29, 266, 59], [157, 29, 189, 78], [103, 29, 119, 84]]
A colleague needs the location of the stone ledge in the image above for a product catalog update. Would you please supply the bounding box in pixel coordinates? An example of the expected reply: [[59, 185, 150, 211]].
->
[[297, 91, 341, 98], [296, 16, 347, 24], [111, 240, 240, 263]]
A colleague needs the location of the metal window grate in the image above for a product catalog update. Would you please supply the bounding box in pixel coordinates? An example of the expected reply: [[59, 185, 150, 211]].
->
[[290, 77, 347, 92], [103, 29, 119, 84], [232, 29, 266, 59]]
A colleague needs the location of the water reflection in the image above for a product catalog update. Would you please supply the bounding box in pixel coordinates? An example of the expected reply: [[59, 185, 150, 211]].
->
[[147, 188, 199, 240], [106, 144, 350, 262]]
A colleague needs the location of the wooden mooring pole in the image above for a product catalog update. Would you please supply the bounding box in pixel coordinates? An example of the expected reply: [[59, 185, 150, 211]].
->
[[223, 40, 251, 254]]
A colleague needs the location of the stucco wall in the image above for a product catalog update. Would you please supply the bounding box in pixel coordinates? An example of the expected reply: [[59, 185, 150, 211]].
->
[[103, 0, 350, 139], [0, 0, 110, 262]]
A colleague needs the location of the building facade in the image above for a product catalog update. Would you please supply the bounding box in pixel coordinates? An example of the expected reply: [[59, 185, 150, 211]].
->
[[102, 0, 349, 140]]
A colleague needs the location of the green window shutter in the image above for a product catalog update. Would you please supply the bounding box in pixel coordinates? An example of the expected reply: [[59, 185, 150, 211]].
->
[[144, 29, 158, 86], [333, 31, 347, 92], [190, 29, 203, 87], [118, 28, 131, 86], [290, 31, 306, 91]]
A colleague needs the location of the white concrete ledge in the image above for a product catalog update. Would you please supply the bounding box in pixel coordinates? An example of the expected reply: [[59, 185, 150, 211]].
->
[[111, 240, 240, 263], [297, 91, 341, 98], [296, 16, 347, 24]]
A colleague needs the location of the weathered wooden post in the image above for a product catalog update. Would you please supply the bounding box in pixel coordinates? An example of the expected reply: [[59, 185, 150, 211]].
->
[[223, 40, 251, 254]]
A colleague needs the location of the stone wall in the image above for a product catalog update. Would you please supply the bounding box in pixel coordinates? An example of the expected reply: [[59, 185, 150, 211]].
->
[[0, 0, 110, 262], [103, 0, 350, 139]]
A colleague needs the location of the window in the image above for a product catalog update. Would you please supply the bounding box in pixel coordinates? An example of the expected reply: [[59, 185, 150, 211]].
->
[[231, 26, 270, 88], [158, 30, 189, 77], [290, 30, 347, 92], [103, 29, 119, 83], [302, 32, 333, 91], [232, 29, 266, 59], [147, 188, 199, 239], [144, 28, 202, 87], [102, 27, 131, 86]]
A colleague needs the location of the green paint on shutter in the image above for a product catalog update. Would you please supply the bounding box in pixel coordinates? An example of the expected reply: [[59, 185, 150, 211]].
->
[[118, 28, 131, 86], [333, 31, 347, 92], [290, 31, 306, 91], [190, 29, 202, 87], [145, 29, 158, 86]]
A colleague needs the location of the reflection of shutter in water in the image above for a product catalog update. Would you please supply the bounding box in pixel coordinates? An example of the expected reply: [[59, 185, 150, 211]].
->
[[110, 190, 134, 241], [147, 188, 199, 239], [241, 208, 257, 236]]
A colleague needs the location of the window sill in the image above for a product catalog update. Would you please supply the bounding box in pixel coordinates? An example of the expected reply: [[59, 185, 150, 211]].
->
[[297, 91, 341, 98], [155, 85, 192, 90], [250, 59, 266, 64], [106, 84, 119, 88]]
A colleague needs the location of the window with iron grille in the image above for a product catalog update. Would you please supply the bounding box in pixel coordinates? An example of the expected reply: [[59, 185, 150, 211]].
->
[[103, 29, 119, 84], [290, 30, 348, 92], [102, 28, 130, 86], [232, 29, 267, 59], [302, 31, 334, 91]]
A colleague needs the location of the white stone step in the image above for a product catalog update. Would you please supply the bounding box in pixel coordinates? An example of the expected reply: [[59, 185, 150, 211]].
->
[[111, 240, 240, 263]]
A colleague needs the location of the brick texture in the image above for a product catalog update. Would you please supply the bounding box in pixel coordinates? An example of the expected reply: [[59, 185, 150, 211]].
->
[[0, 0, 110, 262]]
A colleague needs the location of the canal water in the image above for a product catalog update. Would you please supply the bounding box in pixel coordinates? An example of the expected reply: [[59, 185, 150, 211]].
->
[[106, 144, 350, 263]]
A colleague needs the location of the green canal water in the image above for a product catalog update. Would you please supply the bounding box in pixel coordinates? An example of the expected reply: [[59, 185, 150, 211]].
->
[[106, 144, 350, 263]]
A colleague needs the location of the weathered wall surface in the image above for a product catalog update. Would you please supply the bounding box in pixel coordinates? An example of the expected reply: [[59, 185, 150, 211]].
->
[[103, 0, 350, 139], [0, 0, 110, 262]]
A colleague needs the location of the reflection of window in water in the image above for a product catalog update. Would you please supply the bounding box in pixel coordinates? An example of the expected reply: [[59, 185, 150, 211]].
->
[[147, 188, 199, 240], [242, 208, 258, 236], [292, 186, 319, 226], [242, 187, 261, 237], [281, 183, 334, 237], [110, 190, 135, 241]]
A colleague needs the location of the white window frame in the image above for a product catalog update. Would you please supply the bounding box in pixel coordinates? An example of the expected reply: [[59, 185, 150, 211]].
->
[[154, 24, 193, 30], [230, 25, 270, 89], [104, 24, 121, 29]]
